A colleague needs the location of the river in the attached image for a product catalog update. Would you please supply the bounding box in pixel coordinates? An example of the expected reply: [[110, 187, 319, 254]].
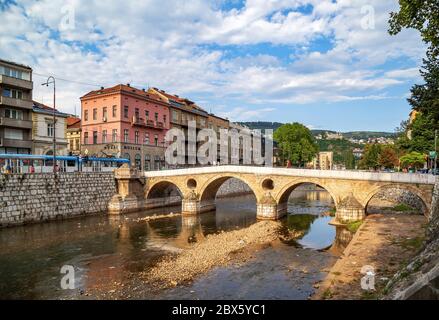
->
[[0, 189, 353, 300]]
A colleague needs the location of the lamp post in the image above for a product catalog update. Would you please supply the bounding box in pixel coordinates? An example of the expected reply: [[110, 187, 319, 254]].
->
[[41, 76, 56, 173]]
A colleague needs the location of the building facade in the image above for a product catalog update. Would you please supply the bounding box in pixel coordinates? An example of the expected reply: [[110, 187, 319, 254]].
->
[[148, 87, 209, 167], [0, 59, 33, 154], [32, 101, 69, 155], [80, 84, 170, 170], [66, 116, 81, 156]]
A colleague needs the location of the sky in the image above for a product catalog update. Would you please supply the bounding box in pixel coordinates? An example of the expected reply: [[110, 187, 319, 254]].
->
[[0, 0, 427, 132]]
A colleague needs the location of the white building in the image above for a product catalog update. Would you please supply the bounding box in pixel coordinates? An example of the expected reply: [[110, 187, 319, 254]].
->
[[32, 101, 68, 155]]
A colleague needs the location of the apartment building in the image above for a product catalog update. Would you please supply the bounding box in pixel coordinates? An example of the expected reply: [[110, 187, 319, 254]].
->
[[80, 84, 170, 170], [31, 101, 69, 156], [0, 59, 33, 154]]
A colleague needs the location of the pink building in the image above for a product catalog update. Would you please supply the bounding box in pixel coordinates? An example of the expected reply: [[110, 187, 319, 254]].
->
[[80, 84, 170, 170]]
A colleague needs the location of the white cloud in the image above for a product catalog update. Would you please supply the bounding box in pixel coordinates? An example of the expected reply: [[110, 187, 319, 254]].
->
[[0, 0, 426, 116]]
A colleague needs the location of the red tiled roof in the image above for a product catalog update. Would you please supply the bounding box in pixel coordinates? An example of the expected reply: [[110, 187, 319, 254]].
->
[[67, 116, 81, 128], [81, 84, 167, 104], [151, 88, 208, 113]]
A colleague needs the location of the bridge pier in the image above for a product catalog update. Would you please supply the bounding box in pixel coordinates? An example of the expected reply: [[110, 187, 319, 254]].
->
[[335, 194, 366, 223], [257, 192, 286, 220], [108, 164, 145, 214]]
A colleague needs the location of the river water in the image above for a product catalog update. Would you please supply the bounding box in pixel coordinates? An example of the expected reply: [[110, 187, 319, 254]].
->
[[0, 189, 353, 300]]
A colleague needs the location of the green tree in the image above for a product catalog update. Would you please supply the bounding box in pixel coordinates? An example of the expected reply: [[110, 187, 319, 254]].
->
[[389, 0, 439, 56], [378, 145, 399, 169], [359, 144, 382, 170], [343, 150, 356, 170], [399, 152, 426, 170], [273, 123, 318, 167], [409, 113, 436, 153]]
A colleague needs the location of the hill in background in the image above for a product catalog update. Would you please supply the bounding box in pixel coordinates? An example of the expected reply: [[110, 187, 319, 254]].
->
[[237, 122, 396, 140]]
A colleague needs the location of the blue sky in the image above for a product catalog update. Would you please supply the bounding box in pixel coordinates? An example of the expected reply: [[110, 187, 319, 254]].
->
[[0, 0, 425, 132]]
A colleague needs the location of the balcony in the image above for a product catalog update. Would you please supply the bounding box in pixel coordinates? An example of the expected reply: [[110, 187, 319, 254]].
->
[[131, 116, 165, 130], [0, 75, 33, 90], [0, 96, 33, 109], [0, 138, 32, 149], [0, 117, 33, 129]]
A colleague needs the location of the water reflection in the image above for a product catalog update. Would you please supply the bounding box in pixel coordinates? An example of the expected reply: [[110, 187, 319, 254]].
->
[[285, 188, 353, 252], [0, 190, 352, 299]]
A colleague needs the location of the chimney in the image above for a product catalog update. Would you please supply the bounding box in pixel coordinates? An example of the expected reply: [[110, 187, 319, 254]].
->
[[127, 83, 130, 87], [100, 86, 104, 90], [142, 88, 145, 92]]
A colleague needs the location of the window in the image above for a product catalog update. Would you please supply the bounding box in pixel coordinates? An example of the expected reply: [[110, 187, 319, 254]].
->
[[102, 130, 107, 143], [145, 110, 149, 120], [0, 67, 29, 80], [124, 106, 129, 118], [163, 114, 167, 123], [154, 112, 158, 122], [135, 108, 139, 120], [75, 138, 80, 150], [112, 129, 117, 142], [4, 128, 23, 140], [47, 123, 55, 137], [124, 129, 129, 143], [112, 105, 117, 117], [135, 131, 139, 144], [103, 107, 107, 120], [135, 154, 141, 169], [172, 110, 178, 122], [84, 132, 89, 144], [93, 108, 97, 120], [84, 110, 88, 121], [199, 118, 206, 127], [154, 134, 158, 146], [5, 109, 23, 120], [144, 133, 149, 145], [93, 131, 98, 144], [2, 88, 23, 99]]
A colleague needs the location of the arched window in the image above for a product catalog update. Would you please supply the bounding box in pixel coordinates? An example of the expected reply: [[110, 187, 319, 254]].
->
[[123, 153, 131, 164], [135, 154, 141, 169]]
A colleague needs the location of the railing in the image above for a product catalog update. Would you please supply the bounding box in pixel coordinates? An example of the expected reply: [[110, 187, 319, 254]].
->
[[131, 116, 165, 130], [143, 165, 438, 184]]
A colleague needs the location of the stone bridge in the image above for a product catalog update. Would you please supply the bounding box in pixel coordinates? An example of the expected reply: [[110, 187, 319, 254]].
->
[[110, 165, 437, 223]]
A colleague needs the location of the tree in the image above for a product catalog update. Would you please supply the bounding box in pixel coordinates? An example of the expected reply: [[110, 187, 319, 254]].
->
[[378, 145, 399, 169], [409, 113, 436, 153], [273, 123, 318, 167], [399, 152, 426, 170], [389, 0, 439, 56], [344, 150, 356, 170], [389, 2, 439, 157], [359, 143, 382, 170]]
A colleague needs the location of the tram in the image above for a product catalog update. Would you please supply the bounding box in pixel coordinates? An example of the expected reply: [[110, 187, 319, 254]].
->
[[0, 154, 130, 173]]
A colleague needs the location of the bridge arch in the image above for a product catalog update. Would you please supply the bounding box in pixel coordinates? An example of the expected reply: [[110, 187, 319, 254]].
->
[[363, 184, 430, 216], [275, 179, 338, 210], [145, 180, 184, 209], [199, 175, 259, 203]]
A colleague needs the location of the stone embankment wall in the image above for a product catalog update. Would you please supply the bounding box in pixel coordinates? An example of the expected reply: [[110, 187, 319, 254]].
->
[[0, 173, 116, 227], [216, 178, 253, 198], [368, 187, 426, 212], [384, 181, 439, 299]]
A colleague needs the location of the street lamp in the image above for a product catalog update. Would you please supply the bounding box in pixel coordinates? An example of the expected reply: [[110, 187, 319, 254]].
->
[[41, 76, 56, 173]]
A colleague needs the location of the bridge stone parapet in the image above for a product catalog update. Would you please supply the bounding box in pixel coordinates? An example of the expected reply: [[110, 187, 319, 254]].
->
[[139, 166, 437, 223]]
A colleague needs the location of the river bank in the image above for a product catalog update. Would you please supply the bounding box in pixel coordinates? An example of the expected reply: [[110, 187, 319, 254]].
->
[[313, 213, 426, 300]]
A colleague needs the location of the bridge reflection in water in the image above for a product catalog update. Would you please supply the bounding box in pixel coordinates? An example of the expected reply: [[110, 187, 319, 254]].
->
[[0, 190, 351, 299]]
